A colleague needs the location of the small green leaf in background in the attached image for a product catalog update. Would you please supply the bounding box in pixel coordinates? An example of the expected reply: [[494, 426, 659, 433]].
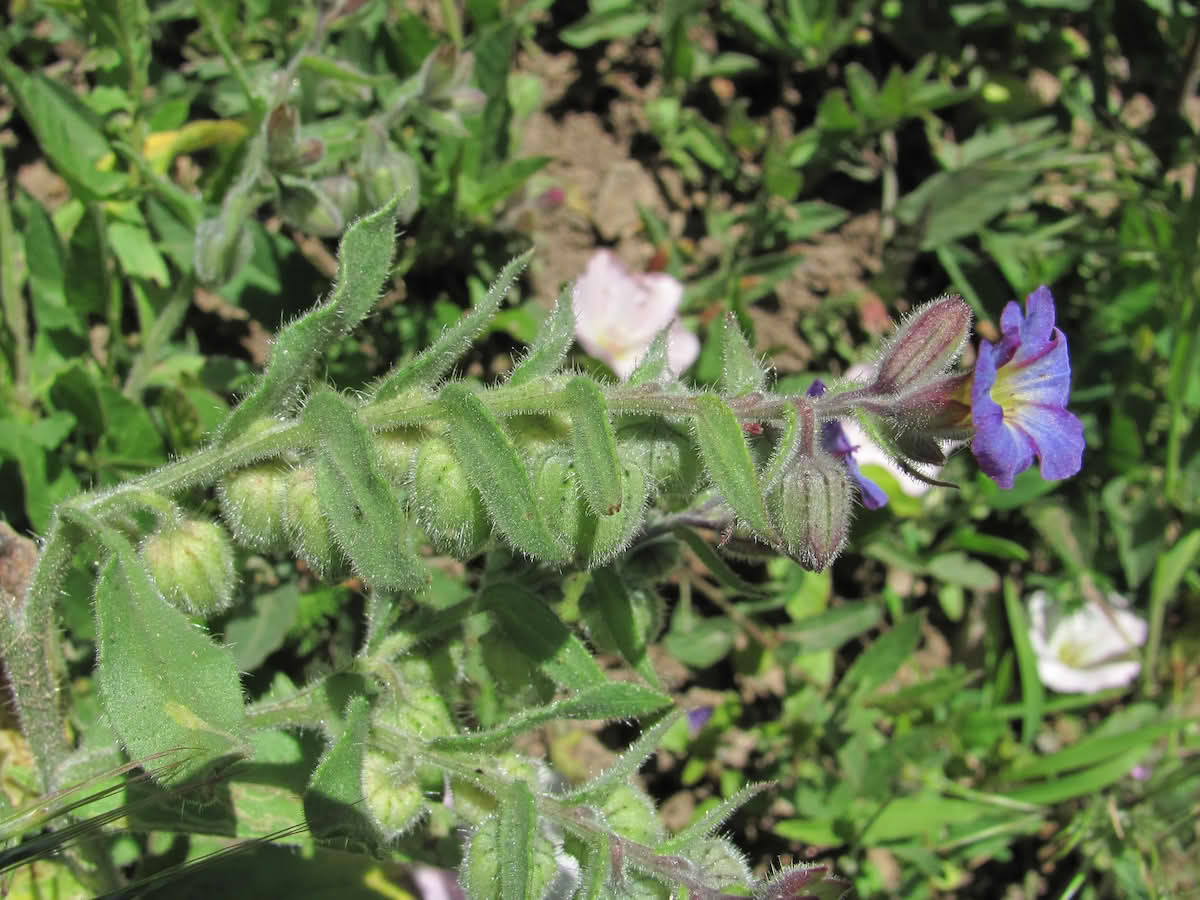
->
[[582, 567, 662, 687], [1004, 579, 1044, 746], [486, 583, 608, 690], [223, 584, 301, 672], [94, 546, 247, 784], [838, 614, 922, 699]]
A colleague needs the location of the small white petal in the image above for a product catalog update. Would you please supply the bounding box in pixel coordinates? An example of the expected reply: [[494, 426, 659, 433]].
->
[[572, 250, 688, 381], [665, 319, 700, 376], [1027, 591, 1147, 694], [1037, 656, 1141, 693]]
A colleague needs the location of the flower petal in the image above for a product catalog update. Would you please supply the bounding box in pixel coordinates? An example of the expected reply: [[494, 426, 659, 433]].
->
[[666, 319, 700, 377], [1036, 655, 1141, 693], [998, 328, 1072, 407], [1005, 402, 1084, 482]]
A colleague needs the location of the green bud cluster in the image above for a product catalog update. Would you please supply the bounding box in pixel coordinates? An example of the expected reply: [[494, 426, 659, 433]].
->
[[141, 517, 237, 616]]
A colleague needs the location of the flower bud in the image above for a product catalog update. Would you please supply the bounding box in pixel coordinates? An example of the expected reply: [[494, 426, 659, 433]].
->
[[616, 416, 702, 509], [362, 751, 426, 839], [411, 437, 491, 558], [449, 754, 551, 825], [278, 177, 352, 237], [598, 784, 664, 844], [534, 454, 584, 557], [282, 465, 344, 579], [194, 214, 253, 287], [266, 103, 301, 167], [141, 518, 236, 616], [872, 294, 971, 394], [219, 460, 290, 552], [461, 816, 572, 900], [766, 452, 854, 570], [681, 838, 753, 892], [374, 424, 430, 491], [361, 128, 420, 224], [371, 686, 457, 790]]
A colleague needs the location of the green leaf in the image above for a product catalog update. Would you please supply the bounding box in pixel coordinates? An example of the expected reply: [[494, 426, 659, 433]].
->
[[1004, 748, 1148, 806], [926, 552, 1000, 592], [559, 8, 654, 47], [675, 526, 768, 596], [779, 602, 882, 654], [499, 781, 536, 900], [439, 383, 567, 562], [659, 782, 773, 852], [223, 584, 301, 672], [303, 695, 376, 851], [583, 567, 661, 687], [838, 614, 922, 698], [1004, 578, 1044, 746], [1145, 529, 1200, 693], [626, 330, 671, 386], [306, 391, 429, 592], [485, 583, 608, 690], [567, 377, 624, 517], [375, 251, 531, 400], [218, 199, 399, 443], [717, 313, 767, 396], [0, 63, 125, 200], [21, 190, 84, 335], [508, 286, 574, 386], [0, 414, 80, 531], [93, 537, 247, 784], [107, 220, 169, 287], [1006, 720, 1185, 781], [564, 710, 683, 804], [429, 683, 671, 752], [691, 394, 769, 533], [664, 617, 736, 668]]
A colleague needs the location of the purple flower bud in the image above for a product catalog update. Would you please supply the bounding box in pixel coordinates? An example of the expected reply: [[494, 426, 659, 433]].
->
[[872, 294, 972, 394]]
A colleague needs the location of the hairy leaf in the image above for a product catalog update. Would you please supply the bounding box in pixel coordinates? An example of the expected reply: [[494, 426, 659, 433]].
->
[[583, 567, 661, 687], [303, 695, 376, 851], [692, 394, 770, 533], [718, 313, 767, 396], [509, 286, 574, 386], [93, 536, 247, 784], [218, 198, 399, 443], [567, 377, 625, 517], [499, 781, 537, 900], [429, 683, 672, 751], [439, 383, 567, 562], [375, 250, 531, 399], [306, 390, 428, 592]]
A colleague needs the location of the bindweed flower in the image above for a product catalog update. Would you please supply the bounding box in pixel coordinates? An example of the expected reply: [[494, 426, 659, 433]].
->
[[573, 250, 699, 380], [969, 286, 1085, 489], [807, 379, 889, 509], [1029, 591, 1147, 693]]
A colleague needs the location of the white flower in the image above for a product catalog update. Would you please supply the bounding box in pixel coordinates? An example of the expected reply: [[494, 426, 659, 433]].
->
[[572, 250, 699, 380], [1029, 590, 1147, 693]]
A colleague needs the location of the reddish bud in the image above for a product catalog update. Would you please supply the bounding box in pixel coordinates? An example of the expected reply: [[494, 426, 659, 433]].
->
[[873, 294, 971, 393]]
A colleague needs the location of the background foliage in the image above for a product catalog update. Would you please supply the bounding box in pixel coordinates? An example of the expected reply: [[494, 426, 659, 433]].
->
[[0, 0, 1198, 898]]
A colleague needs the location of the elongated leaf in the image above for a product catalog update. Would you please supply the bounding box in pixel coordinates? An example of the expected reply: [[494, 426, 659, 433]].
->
[[218, 198, 399, 443], [567, 377, 624, 516], [760, 402, 799, 495], [779, 602, 882, 653], [1006, 720, 1185, 781], [675, 526, 768, 597], [838, 614, 922, 698], [306, 391, 428, 592], [93, 535, 247, 784], [659, 782, 773, 852], [1145, 529, 1200, 692], [303, 695, 375, 851], [718, 313, 767, 396], [509, 287, 574, 386], [1004, 579, 1043, 747], [1005, 748, 1148, 806], [691, 394, 769, 532], [376, 251, 531, 400], [439, 383, 567, 562], [485, 583, 607, 690], [564, 710, 683, 803], [499, 781, 537, 900], [583, 566, 661, 687], [429, 683, 671, 751]]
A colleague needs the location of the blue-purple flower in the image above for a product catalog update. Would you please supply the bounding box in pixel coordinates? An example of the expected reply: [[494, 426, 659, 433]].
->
[[970, 286, 1084, 489], [807, 380, 889, 510]]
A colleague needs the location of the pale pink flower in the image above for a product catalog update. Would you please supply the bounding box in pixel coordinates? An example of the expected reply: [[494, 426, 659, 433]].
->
[[572, 250, 699, 380], [1029, 591, 1147, 693]]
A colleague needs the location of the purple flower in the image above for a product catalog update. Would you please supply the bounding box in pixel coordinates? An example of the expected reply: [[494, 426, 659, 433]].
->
[[807, 380, 889, 510], [970, 287, 1085, 489]]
